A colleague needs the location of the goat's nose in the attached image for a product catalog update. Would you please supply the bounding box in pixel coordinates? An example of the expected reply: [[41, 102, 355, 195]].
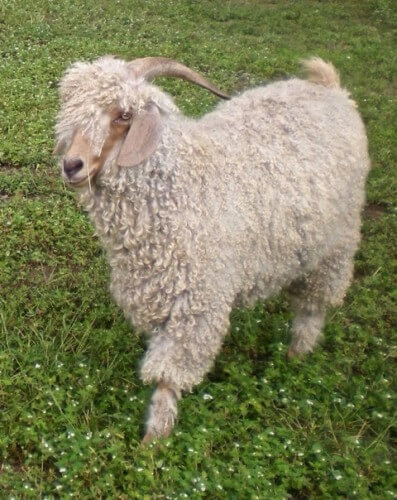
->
[[63, 157, 84, 177]]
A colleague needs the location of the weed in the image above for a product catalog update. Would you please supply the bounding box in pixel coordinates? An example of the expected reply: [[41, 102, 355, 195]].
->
[[0, 0, 396, 497]]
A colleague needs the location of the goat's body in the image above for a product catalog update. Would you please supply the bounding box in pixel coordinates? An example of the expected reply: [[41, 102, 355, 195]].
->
[[78, 76, 368, 392], [58, 57, 369, 439], [193, 79, 368, 305]]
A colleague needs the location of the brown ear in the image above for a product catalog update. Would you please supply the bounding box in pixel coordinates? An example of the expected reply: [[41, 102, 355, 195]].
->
[[117, 104, 163, 167]]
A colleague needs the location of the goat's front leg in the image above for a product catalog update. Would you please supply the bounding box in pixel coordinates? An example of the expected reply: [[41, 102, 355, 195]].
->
[[140, 302, 231, 443], [142, 382, 181, 444]]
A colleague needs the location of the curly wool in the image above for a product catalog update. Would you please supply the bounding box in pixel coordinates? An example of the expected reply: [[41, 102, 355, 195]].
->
[[57, 57, 369, 392]]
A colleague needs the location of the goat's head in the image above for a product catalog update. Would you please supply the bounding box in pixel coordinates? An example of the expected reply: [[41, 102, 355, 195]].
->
[[54, 56, 229, 188]]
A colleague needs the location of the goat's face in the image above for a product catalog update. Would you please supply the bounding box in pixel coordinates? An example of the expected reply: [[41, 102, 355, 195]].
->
[[55, 57, 177, 188], [58, 106, 138, 187]]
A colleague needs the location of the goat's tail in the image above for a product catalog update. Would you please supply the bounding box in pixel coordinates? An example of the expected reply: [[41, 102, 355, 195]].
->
[[302, 57, 341, 89], [302, 57, 357, 107]]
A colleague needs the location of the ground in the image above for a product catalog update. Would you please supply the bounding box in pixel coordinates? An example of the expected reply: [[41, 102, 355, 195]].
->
[[0, 0, 396, 497]]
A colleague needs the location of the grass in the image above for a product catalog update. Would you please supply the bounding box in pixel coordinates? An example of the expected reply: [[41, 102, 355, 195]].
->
[[0, 0, 396, 497]]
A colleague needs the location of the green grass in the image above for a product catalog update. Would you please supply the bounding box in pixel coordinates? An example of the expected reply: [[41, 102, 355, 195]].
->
[[0, 0, 396, 497]]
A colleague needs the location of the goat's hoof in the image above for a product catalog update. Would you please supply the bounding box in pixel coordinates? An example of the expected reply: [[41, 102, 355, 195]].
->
[[287, 346, 305, 360], [141, 426, 172, 446], [141, 432, 155, 446]]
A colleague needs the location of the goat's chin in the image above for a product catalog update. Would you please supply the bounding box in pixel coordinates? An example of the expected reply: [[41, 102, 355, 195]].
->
[[66, 176, 89, 188]]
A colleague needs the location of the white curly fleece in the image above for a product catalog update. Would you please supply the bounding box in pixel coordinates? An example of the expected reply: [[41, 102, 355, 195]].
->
[[56, 57, 369, 392]]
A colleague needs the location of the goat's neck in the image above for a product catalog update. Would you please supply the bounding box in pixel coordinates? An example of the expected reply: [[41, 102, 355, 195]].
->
[[77, 156, 181, 257]]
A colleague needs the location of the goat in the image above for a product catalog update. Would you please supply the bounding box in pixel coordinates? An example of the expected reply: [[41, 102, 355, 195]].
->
[[55, 56, 369, 442]]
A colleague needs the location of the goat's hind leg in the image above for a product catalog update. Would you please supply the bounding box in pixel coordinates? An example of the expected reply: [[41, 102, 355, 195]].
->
[[288, 250, 355, 358], [288, 304, 326, 358]]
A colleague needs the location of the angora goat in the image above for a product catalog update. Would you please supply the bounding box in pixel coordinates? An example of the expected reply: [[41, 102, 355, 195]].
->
[[55, 56, 369, 442]]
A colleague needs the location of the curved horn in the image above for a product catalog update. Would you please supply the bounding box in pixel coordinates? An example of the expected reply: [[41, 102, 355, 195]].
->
[[128, 57, 230, 100]]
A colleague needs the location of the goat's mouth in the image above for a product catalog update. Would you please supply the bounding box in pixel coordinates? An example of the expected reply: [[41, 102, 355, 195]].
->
[[62, 166, 100, 188], [66, 175, 89, 187]]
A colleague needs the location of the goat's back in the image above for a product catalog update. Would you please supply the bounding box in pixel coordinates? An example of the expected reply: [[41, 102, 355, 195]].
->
[[182, 78, 369, 297]]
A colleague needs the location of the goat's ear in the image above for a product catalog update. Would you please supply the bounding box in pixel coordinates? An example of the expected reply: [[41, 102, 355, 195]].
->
[[117, 103, 163, 168]]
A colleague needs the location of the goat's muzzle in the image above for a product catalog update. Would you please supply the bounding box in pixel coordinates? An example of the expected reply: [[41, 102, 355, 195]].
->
[[62, 156, 88, 185], [63, 157, 84, 176]]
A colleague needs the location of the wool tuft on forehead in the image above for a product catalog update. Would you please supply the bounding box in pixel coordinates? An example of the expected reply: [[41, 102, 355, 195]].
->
[[56, 56, 140, 155], [59, 56, 133, 106], [55, 56, 180, 157]]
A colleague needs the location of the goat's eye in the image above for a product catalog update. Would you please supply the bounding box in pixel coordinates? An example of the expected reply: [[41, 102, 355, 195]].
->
[[119, 112, 132, 121]]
